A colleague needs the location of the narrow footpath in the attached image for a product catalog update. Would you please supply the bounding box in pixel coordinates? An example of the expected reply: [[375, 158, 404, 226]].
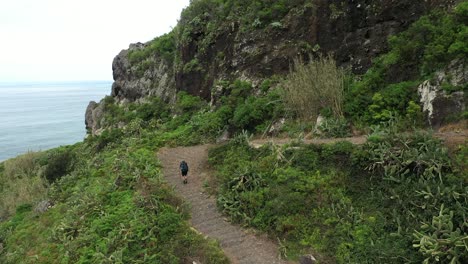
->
[[157, 130, 466, 263], [158, 145, 289, 264]]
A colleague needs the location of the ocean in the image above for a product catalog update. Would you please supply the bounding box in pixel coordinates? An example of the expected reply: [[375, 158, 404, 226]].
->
[[0, 81, 111, 162]]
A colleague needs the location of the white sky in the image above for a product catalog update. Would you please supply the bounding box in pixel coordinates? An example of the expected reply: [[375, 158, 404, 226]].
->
[[0, 0, 190, 82]]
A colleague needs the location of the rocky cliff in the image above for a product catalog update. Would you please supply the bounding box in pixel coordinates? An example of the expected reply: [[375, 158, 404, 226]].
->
[[86, 0, 460, 134]]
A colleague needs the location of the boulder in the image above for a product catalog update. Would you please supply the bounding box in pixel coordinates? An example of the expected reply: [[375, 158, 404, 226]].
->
[[85, 101, 98, 130], [314, 115, 325, 135], [418, 60, 466, 128], [299, 254, 317, 264], [216, 129, 230, 143], [34, 200, 53, 214], [85, 100, 105, 135], [268, 118, 286, 136]]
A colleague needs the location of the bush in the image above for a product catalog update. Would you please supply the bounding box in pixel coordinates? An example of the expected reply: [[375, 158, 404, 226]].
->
[[368, 81, 420, 123], [357, 128, 467, 262], [91, 128, 124, 151], [282, 55, 345, 122], [231, 92, 281, 132], [135, 97, 170, 122], [175, 91, 207, 115], [43, 147, 75, 183]]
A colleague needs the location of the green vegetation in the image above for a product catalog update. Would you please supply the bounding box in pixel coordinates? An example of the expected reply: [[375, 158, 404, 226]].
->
[[127, 32, 176, 77], [178, 0, 307, 42], [128, 32, 176, 65], [345, 2, 468, 125], [2, 1, 467, 263], [0, 96, 233, 263], [281, 56, 345, 122], [208, 125, 467, 262], [0, 152, 47, 219]]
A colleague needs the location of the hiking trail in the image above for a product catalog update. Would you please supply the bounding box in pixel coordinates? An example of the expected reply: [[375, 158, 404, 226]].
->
[[158, 144, 289, 264], [157, 131, 466, 263]]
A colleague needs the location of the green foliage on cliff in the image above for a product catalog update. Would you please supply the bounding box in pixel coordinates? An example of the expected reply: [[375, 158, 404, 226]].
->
[[345, 2, 467, 125], [178, 0, 306, 41], [128, 32, 176, 65]]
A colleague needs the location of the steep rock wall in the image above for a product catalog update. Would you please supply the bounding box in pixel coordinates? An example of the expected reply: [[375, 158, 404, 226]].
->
[[111, 43, 176, 103], [175, 0, 458, 100]]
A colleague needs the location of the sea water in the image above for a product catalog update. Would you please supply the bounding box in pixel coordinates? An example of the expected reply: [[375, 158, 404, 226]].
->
[[0, 81, 110, 162]]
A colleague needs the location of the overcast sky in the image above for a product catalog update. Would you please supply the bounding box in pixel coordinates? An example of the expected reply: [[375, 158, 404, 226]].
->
[[0, 0, 190, 82]]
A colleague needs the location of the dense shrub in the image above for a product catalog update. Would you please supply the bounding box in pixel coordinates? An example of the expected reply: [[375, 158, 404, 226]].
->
[[209, 141, 363, 260], [134, 97, 170, 122], [178, 0, 305, 40], [43, 147, 75, 183], [89, 128, 124, 152], [175, 91, 207, 115], [128, 31, 176, 65], [353, 128, 467, 263], [231, 89, 283, 132]]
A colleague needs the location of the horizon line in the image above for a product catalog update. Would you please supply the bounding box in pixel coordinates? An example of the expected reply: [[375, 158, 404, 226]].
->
[[0, 80, 113, 84]]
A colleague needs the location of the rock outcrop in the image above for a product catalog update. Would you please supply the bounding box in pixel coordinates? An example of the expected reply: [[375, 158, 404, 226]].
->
[[111, 43, 177, 103], [85, 100, 104, 135], [418, 59, 467, 128]]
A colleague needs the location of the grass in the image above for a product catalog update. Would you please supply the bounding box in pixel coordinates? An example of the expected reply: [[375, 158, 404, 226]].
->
[[0, 132, 229, 263], [0, 151, 47, 219], [207, 127, 468, 263], [281, 55, 345, 122]]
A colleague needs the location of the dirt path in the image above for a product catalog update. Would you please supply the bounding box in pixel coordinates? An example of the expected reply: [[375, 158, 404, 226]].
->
[[249, 136, 367, 148], [250, 130, 466, 149], [158, 145, 288, 264]]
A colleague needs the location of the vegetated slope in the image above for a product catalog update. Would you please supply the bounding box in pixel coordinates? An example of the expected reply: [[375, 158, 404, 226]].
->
[[209, 130, 467, 263], [158, 145, 288, 264], [0, 141, 229, 263], [2, 1, 467, 263]]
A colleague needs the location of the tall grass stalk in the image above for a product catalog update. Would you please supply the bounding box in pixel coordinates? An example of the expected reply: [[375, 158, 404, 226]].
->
[[282, 55, 345, 122]]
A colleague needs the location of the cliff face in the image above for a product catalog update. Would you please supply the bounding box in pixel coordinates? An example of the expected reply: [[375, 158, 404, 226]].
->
[[111, 43, 176, 104], [176, 0, 455, 101], [86, 0, 458, 133]]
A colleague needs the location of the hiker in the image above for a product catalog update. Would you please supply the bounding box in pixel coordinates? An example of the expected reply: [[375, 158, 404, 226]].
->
[[180, 160, 189, 184]]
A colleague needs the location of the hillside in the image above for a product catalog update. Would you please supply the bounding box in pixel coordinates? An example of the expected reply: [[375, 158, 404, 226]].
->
[[1, 0, 467, 263]]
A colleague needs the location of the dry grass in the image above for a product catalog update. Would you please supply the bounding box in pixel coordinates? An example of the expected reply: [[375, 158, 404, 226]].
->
[[281, 55, 345, 123], [0, 151, 47, 218]]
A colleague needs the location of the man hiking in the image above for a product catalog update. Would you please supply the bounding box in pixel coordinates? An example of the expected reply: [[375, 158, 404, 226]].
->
[[180, 160, 189, 184]]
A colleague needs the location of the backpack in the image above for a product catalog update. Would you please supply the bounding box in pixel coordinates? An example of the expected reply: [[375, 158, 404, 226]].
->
[[180, 161, 188, 172]]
